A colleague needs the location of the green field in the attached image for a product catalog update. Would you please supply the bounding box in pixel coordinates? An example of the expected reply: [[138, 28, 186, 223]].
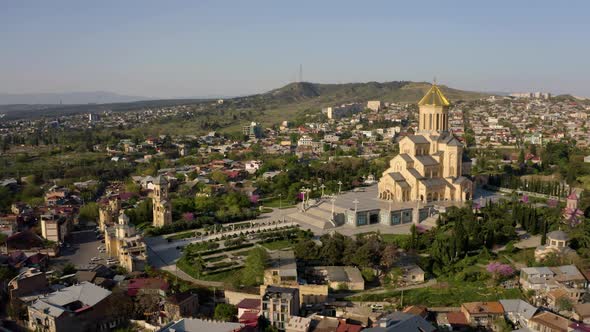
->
[[261, 239, 293, 250], [347, 281, 522, 307]]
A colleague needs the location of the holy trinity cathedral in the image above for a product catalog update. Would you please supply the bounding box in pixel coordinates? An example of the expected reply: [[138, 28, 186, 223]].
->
[[378, 84, 473, 202]]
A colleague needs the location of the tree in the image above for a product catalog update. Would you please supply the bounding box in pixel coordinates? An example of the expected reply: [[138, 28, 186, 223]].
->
[[61, 263, 77, 276], [241, 247, 268, 286], [105, 287, 134, 321], [134, 293, 160, 321], [556, 296, 573, 311], [408, 224, 418, 250], [293, 238, 320, 261], [518, 149, 525, 165], [380, 244, 399, 271], [79, 202, 99, 223], [210, 170, 228, 184], [214, 303, 237, 322]]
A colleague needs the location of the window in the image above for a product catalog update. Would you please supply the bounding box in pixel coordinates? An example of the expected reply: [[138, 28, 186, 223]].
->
[[391, 212, 401, 225], [357, 214, 367, 226]]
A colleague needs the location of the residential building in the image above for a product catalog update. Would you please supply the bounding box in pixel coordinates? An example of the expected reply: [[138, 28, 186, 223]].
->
[[573, 303, 590, 324], [264, 250, 298, 286], [159, 318, 244, 332], [236, 298, 260, 320], [285, 316, 311, 332], [8, 268, 49, 299], [528, 311, 570, 332], [520, 265, 588, 306], [27, 282, 117, 332], [364, 312, 436, 332], [40, 214, 69, 244], [367, 101, 382, 112], [460, 301, 504, 329], [500, 299, 538, 328], [126, 277, 169, 297], [242, 121, 263, 139], [322, 103, 363, 119], [261, 286, 300, 330], [164, 292, 199, 321], [306, 266, 365, 290]]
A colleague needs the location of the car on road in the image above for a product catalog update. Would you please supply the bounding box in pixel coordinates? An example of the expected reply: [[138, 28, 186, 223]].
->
[[97, 245, 105, 250], [90, 257, 101, 262]]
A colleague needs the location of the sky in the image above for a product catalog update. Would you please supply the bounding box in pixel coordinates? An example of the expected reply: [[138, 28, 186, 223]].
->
[[2, 0, 590, 98]]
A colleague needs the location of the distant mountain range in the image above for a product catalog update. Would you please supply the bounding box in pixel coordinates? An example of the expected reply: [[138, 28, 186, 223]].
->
[[0, 81, 492, 121], [0, 91, 151, 105]]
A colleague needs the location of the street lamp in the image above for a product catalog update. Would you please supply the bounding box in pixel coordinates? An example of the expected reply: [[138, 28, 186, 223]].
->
[[320, 184, 325, 198], [353, 198, 359, 212], [338, 181, 343, 195]]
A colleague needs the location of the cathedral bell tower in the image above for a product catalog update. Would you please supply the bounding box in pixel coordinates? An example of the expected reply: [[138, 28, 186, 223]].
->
[[417, 83, 450, 134]]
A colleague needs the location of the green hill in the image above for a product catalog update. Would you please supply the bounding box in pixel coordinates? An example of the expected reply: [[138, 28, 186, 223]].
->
[[236, 81, 488, 108], [206, 81, 490, 131]]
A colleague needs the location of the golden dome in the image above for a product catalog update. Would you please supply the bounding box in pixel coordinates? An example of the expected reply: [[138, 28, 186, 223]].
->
[[418, 84, 450, 107]]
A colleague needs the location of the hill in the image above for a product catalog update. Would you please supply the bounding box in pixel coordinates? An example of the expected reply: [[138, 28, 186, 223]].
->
[[0, 81, 490, 123], [228, 81, 489, 110], [0, 91, 152, 105]]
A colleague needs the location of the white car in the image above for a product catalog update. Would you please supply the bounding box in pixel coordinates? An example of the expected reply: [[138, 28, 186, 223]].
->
[[90, 257, 101, 262], [97, 245, 105, 250]]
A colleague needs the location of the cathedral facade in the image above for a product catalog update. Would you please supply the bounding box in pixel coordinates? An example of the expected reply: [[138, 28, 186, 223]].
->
[[378, 84, 473, 203]]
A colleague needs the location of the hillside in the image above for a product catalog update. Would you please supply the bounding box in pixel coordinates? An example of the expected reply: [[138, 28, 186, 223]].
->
[[228, 81, 489, 110], [0, 81, 490, 124]]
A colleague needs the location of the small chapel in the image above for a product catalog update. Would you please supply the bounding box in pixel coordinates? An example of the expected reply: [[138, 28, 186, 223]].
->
[[378, 84, 473, 202]]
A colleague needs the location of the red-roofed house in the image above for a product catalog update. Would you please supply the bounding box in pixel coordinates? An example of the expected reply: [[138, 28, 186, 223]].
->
[[336, 319, 363, 332], [237, 298, 260, 319], [447, 311, 469, 330], [126, 278, 169, 297], [239, 311, 259, 328]]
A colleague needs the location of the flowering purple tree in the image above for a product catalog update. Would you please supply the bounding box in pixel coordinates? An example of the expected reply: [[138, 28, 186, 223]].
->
[[182, 212, 195, 222], [487, 262, 514, 280], [521, 195, 529, 204]]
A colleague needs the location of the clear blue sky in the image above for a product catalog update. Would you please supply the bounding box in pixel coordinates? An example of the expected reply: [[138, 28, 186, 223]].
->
[[2, 0, 590, 98]]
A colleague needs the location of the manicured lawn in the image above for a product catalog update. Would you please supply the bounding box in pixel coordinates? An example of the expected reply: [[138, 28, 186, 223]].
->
[[503, 248, 535, 266], [260, 197, 297, 209], [167, 230, 197, 240], [347, 281, 522, 307], [202, 254, 227, 263], [201, 266, 245, 282], [261, 239, 293, 250], [381, 234, 410, 247]]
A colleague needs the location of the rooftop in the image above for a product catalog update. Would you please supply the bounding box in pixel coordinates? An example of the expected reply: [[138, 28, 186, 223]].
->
[[461, 301, 504, 315], [160, 318, 244, 332], [31, 282, 111, 318], [418, 84, 450, 107]]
